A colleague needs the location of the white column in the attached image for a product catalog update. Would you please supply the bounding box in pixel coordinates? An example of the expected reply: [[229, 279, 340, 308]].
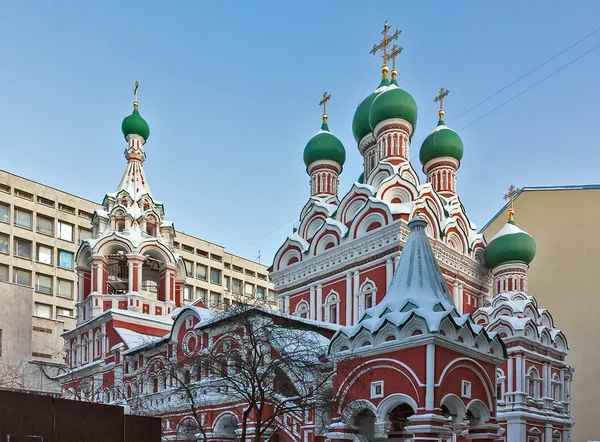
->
[[316, 284, 323, 321], [77, 272, 85, 302], [353, 271, 360, 323], [507, 357, 514, 394], [309, 286, 316, 319], [425, 343, 435, 410], [164, 272, 171, 302], [394, 256, 400, 272], [345, 273, 352, 326], [515, 356, 522, 392], [385, 258, 394, 290], [284, 295, 290, 314], [543, 363, 549, 398], [545, 424, 552, 442], [128, 260, 134, 292], [452, 280, 459, 310], [560, 369, 566, 402], [457, 284, 464, 314]]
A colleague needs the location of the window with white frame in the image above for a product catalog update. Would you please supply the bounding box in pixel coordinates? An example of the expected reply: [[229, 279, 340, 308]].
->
[[58, 250, 74, 269], [0, 233, 8, 254], [370, 380, 384, 399], [357, 279, 377, 317], [0, 202, 9, 223], [35, 302, 52, 318], [497, 369, 506, 402], [527, 368, 540, 399], [324, 291, 340, 324], [58, 279, 73, 299], [461, 380, 472, 399], [14, 268, 31, 286], [295, 301, 310, 319], [551, 374, 562, 402]]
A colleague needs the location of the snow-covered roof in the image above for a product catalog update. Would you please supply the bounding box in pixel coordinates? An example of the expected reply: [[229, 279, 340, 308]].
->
[[114, 327, 161, 350], [489, 222, 531, 242]]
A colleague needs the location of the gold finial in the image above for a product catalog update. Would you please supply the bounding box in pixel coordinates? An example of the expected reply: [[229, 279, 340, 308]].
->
[[388, 44, 403, 80], [370, 21, 401, 78], [503, 185, 520, 222], [319, 92, 331, 124], [133, 81, 140, 109], [434, 87, 450, 121]]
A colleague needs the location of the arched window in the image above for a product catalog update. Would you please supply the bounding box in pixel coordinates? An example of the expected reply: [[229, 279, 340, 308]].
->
[[81, 337, 89, 363], [496, 369, 506, 402], [294, 301, 310, 319], [552, 374, 562, 402], [152, 377, 159, 393], [324, 292, 340, 324], [527, 368, 540, 399], [357, 279, 377, 318]]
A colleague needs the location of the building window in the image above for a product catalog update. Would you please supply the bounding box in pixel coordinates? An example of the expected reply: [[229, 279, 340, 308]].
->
[[183, 260, 193, 277], [244, 283, 254, 298], [0, 233, 8, 254], [268, 290, 276, 303], [210, 268, 221, 285], [58, 250, 74, 269], [527, 368, 540, 399], [210, 291, 221, 308], [37, 196, 54, 207], [245, 269, 255, 277], [182, 244, 194, 253], [196, 287, 206, 301], [36, 274, 53, 294], [58, 221, 74, 241], [37, 215, 54, 236], [58, 203, 75, 214], [256, 286, 265, 298], [232, 278, 242, 295], [78, 210, 93, 220], [79, 228, 92, 242], [371, 381, 384, 399], [36, 244, 53, 265], [257, 273, 267, 281], [0, 265, 7, 282], [14, 208, 32, 229], [57, 307, 73, 317], [223, 275, 230, 290], [0, 203, 8, 223], [461, 380, 472, 399], [184, 285, 192, 301], [14, 189, 33, 201], [196, 249, 208, 257], [35, 303, 53, 318], [196, 264, 207, 280], [13, 268, 31, 286], [0, 183, 9, 193], [233, 265, 243, 273], [211, 254, 222, 262], [324, 292, 340, 324], [58, 279, 73, 299], [295, 301, 310, 318], [14, 237, 32, 259]]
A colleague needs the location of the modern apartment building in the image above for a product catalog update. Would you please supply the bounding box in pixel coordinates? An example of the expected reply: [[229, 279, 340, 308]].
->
[[0, 170, 275, 328]]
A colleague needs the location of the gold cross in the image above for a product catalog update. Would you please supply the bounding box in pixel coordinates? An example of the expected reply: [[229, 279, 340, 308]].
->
[[388, 44, 403, 72], [434, 87, 450, 110], [504, 185, 520, 221], [319, 92, 331, 123], [370, 21, 401, 67]]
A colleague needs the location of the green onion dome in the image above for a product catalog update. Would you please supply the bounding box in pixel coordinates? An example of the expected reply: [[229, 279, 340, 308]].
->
[[357, 172, 365, 184], [122, 107, 150, 142], [419, 117, 464, 167], [484, 219, 536, 269], [303, 121, 346, 172], [352, 77, 390, 143], [369, 81, 418, 135]]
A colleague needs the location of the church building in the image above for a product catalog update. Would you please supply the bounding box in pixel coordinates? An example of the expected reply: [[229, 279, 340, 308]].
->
[[60, 23, 574, 442]]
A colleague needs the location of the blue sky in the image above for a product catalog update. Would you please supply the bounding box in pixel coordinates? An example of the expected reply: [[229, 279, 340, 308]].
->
[[0, 1, 598, 265]]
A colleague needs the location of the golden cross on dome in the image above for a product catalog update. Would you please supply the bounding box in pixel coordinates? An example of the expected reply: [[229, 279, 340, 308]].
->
[[504, 185, 520, 221], [388, 44, 403, 72], [319, 92, 331, 123], [434, 87, 450, 110], [133, 81, 139, 109], [370, 21, 401, 68]]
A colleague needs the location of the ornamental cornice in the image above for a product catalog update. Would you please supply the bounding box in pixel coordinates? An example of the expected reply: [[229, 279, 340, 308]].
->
[[272, 220, 491, 293]]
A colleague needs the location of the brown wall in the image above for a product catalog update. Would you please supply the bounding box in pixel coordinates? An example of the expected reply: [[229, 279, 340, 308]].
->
[[0, 389, 161, 442], [482, 188, 600, 442]]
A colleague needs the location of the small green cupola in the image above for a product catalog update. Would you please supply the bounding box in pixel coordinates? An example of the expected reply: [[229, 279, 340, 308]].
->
[[485, 203, 536, 269], [303, 93, 346, 172], [420, 89, 463, 168], [121, 81, 150, 143]]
